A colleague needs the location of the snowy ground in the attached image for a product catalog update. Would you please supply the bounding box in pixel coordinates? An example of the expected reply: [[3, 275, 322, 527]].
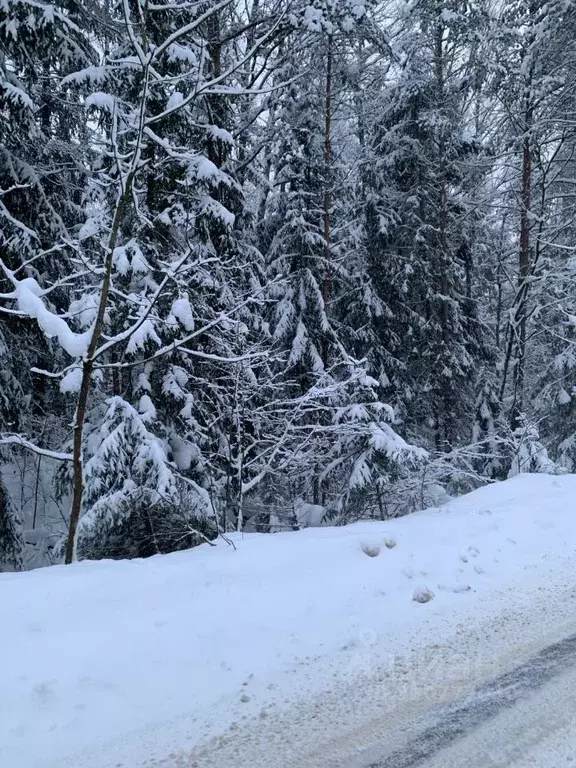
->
[[3, 473, 576, 768]]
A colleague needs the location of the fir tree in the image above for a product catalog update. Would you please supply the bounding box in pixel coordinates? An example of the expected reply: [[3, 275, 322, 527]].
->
[[0, 470, 24, 571], [364, 0, 491, 451]]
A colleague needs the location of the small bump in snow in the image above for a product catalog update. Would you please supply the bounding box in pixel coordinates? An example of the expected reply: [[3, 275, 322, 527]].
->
[[413, 587, 435, 604]]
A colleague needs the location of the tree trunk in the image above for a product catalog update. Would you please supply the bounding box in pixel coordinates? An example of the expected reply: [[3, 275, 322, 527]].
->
[[64, 189, 131, 564], [511, 129, 533, 430], [322, 34, 333, 309], [320, 34, 333, 371], [434, 19, 453, 450]]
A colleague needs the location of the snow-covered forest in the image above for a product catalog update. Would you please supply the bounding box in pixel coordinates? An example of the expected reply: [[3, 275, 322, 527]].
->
[[1, 0, 575, 570]]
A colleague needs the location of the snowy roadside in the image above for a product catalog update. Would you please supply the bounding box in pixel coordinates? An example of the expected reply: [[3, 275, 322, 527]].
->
[[2, 473, 576, 768]]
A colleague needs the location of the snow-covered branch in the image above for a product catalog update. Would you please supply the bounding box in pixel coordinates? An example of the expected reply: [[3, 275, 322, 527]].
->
[[0, 436, 72, 462]]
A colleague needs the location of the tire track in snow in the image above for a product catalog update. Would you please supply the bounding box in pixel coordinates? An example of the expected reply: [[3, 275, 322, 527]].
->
[[368, 632, 576, 767]]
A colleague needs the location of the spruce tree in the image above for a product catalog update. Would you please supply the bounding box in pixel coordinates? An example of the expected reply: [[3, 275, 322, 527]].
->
[[364, 0, 491, 451], [0, 471, 24, 571]]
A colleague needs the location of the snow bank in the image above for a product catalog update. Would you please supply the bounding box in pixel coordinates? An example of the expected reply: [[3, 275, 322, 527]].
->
[[2, 474, 576, 768]]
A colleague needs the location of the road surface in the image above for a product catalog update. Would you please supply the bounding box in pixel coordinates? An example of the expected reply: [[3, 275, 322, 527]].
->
[[181, 586, 576, 768], [360, 632, 576, 767]]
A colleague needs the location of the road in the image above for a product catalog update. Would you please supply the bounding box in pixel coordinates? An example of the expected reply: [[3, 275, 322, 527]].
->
[[48, 581, 576, 768], [359, 632, 576, 768], [177, 585, 576, 768]]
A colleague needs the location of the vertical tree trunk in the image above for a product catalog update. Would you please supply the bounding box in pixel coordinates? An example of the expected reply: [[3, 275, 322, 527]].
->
[[65, 0, 154, 562], [434, 19, 453, 449], [511, 123, 533, 430], [64, 191, 130, 564], [319, 34, 333, 385], [322, 34, 333, 310], [233, 361, 245, 533], [206, 11, 225, 173]]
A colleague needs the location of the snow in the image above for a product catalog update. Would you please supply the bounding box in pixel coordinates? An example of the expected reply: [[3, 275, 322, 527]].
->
[[170, 296, 195, 331], [85, 92, 116, 113], [112, 240, 149, 277], [2, 80, 34, 110], [413, 585, 435, 603], [59, 366, 83, 394], [112, 244, 130, 275], [128, 240, 149, 274], [398, 646, 576, 768], [193, 156, 219, 180], [207, 124, 234, 144], [169, 433, 196, 471], [69, 293, 99, 329], [3, 474, 576, 768], [62, 67, 108, 86], [14, 278, 91, 358], [295, 499, 326, 527], [138, 393, 156, 422], [166, 91, 183, 110], [78, 217, 100, 241], [125, 317, 161, 354], [166, 43, 197, 64]]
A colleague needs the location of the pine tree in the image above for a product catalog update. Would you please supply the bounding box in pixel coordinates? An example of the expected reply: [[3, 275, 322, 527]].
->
[[53, 0, 280, 554], [0, 470, 24, 571], [75, 397, 214, 560], [254, 4, 422, 515], [494, 0, 576, 432], [0, 0, 95, 434], [364, 0, 492, 451]]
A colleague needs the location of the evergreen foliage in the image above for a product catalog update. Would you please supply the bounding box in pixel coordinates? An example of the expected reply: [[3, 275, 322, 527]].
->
[[1, 0, 576, 566]]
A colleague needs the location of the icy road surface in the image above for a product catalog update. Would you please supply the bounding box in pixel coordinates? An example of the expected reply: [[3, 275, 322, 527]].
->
[[357, 631, 576, 767]]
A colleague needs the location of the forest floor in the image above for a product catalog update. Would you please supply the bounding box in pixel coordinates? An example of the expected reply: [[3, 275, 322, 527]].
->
[[3, 473, 576, 768]]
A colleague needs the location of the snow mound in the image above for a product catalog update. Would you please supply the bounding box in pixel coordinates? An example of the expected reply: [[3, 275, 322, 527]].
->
[[2, 474, 576, 768], [413, 585, 435, 603]]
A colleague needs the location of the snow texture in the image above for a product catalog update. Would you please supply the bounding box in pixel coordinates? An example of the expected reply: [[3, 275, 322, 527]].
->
[[15, 278, 91, 358], [3, 474, 576, 768]]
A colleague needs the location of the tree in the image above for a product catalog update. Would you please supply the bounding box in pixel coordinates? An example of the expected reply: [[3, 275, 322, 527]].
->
[[1, 0, 284, 561], [73, 396, 214, 559], [493, 0, 576, 431], [0, 470, 24, 571], [251, 2, 423, 515], [364, 0, 492, 451]]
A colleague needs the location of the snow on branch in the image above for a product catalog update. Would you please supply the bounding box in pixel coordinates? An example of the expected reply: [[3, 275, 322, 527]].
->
[[0, 435, 72, 461], [12, 278, 91, 358]]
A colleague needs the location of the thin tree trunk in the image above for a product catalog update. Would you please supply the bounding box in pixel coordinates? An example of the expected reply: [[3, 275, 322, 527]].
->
[[434, 19, 452, 450], [319, 34, 333, 378], [65, 0, 154, 563], [64, 190, 131, 564], [32, 455, 42, 530], [234, 361, 245, 533], [511, 129, 533, 429], [322, 34, 333, 309]]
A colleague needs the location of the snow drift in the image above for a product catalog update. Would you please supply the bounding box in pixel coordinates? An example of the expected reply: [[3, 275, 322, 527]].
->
[[3, 473, 576, 768]]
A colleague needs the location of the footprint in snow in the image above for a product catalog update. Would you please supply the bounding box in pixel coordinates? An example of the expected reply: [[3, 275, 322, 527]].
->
[[32, 681, 56, 706]]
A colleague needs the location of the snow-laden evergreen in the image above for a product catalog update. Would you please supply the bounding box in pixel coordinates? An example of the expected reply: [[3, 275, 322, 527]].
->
[[0, 469, 24, 571], [2, 0, 576, 566]]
